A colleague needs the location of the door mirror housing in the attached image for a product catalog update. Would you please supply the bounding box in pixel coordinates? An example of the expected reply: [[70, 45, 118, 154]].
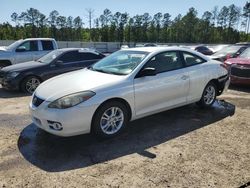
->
[[16, 46, 26, 52], [137, 67, 156, 77]]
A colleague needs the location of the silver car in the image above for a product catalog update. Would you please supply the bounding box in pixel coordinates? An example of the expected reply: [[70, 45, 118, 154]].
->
[[0, 38, 58, 68]]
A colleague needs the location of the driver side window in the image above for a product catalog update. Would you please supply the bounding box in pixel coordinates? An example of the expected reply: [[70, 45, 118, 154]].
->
[[144, 51, 183, 74], [17, 41, 38, 52]]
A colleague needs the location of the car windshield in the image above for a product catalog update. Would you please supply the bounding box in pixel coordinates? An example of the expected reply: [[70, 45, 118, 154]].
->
[[213, 45, 242, 56], [5, 40, 23, 51], [37, 50, 64, 64], [239, 48, 250, 59], [90, 50, 149, 75]]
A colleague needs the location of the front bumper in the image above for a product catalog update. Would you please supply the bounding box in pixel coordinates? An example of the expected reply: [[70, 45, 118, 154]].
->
[[0, 77, 20, 90], [230, 75, 250, 85], [29, 100, 99, 137]]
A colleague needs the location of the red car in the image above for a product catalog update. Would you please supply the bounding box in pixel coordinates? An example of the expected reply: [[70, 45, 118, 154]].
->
[[225, 47, 250, 85]]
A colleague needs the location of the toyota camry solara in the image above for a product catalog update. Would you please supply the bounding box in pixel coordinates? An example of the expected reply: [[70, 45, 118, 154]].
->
[[30, 47, 230, 138]]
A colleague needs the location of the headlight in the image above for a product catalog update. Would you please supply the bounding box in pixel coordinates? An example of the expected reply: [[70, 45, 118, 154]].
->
[[48, 91, 96, 109], [6, 72, 19, 79]]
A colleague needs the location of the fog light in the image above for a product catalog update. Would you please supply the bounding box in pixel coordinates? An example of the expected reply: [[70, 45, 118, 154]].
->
[[47, 120, 63, 131]]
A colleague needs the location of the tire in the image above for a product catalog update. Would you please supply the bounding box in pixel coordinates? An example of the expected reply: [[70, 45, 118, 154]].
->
[[21, 76, 41, 94], [197, 82, 217, 108], [0, 60, 11, 69], [92, 101, 129, 138]]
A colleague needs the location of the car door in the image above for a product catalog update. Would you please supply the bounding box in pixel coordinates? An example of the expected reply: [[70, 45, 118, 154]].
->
[[14, 40, 38, 64], [134, 51, 189, 117], [180, 51, 207, 102], [42, 51, 83, 80]]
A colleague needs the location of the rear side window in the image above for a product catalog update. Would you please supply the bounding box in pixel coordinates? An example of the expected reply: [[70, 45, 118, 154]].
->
[[144, 51, 183, 74], [182, 52, 206, 66], [79, 52, 103, 60], [58, 51, 81, 63], [42, 40, 54, 51]]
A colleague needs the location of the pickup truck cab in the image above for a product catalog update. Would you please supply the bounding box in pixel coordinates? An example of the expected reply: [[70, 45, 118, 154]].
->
[[0, 38, 58, 68]]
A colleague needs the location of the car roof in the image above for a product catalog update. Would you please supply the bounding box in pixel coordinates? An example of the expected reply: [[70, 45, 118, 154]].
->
[[23, 38, 55, 41], [122, 46, 210, 61], [123, 46, 199, 53], [56, 48, 100, 53]]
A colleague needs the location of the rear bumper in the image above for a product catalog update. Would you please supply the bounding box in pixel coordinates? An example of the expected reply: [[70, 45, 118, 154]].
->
[[218, 74, 230, 95]]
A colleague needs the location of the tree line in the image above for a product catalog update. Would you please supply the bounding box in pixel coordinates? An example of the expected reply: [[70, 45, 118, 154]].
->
[[0, 2, 249, 44]]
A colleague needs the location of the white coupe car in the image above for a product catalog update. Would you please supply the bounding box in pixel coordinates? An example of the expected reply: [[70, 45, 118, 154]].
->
[[30, 47, 229, 138]]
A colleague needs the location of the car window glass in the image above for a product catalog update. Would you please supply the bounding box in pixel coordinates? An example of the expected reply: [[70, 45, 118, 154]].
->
[[239, 48, 250, 59], [42, 40, 54, 50], [183, 52, 205, 66], [79, 52, 102, 60], [18, 41, 38, 51], [58, 51, 80, 63], [144, 51, 183, 74]]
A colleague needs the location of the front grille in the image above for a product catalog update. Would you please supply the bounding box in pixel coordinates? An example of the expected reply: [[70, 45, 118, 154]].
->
[[231, 65, 250, 78], [32, 95, 45, 107]]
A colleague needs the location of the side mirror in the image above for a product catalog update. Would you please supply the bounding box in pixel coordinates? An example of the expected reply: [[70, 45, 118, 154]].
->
[[138, 67, 156, 77], [55, 60, 63, 66], [16, 46, 26, 52]]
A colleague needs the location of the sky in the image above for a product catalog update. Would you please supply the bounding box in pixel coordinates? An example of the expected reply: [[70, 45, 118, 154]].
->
[[1, 0, 247, 25]]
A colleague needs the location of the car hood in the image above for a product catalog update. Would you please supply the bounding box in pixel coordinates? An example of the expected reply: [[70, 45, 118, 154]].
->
[[35, 69, 126, 101], [1, 61, 44, 72], [225, 58, 250, 65], [0, 46, 7, 51], [209, 54, 226, 59]]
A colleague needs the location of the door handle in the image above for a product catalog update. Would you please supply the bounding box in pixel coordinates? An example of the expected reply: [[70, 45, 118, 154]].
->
[[181, 75, 189, 80]]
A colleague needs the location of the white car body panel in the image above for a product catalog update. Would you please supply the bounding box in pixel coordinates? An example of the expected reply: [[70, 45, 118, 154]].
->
[[134, 68, 189, 117], [30, 47, 228, 137]]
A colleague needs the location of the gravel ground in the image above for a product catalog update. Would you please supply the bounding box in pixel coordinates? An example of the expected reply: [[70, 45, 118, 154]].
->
[[0, 86, 249, 188]]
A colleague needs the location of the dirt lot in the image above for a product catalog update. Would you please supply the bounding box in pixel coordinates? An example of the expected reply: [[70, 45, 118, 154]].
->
[[0, 86, 249, 188]]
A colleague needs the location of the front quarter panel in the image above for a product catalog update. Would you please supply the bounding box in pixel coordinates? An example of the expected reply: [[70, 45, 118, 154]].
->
[[78, 79, 136, 120]]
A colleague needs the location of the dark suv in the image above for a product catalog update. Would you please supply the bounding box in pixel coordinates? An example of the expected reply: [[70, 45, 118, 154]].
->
[[0, 48, 105, 93]]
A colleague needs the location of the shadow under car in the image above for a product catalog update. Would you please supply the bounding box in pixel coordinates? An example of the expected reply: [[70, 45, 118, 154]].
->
[[18, 100, 235, 172]]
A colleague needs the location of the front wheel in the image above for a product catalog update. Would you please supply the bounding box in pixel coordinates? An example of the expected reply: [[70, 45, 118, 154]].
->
[[92, 101, 129, 138], [197, 82, 217, 108], [21, 76, 41, 94]]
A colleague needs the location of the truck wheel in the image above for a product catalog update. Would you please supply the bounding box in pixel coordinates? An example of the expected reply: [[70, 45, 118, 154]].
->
[[21, 76, 41, 94]]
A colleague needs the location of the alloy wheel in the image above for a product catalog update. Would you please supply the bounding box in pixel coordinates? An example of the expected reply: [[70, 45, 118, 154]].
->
[[203, 85, 216, 105], [100, 107, 124, 135], [26, 78, 40, 94]]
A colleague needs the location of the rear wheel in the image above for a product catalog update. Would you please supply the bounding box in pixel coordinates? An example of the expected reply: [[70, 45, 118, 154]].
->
[[21, 76, 41, 94], [197, 82, 217, 108], [92, 101, 129, 138]]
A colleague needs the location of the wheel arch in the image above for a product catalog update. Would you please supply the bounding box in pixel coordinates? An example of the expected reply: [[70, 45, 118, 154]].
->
[[207, 78, 224, 96], [91, 97, 133, 129], [19, 74, 43, 90]]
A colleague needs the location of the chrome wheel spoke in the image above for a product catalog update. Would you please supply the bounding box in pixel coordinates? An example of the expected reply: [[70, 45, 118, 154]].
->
[[100, 106, 124, 135], [204, 86, 215, 105]]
